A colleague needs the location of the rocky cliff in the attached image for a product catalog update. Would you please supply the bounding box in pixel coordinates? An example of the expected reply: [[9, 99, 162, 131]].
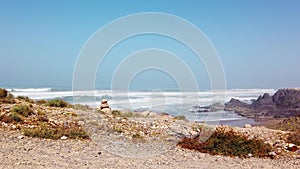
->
[[225, 89, 300, 118]]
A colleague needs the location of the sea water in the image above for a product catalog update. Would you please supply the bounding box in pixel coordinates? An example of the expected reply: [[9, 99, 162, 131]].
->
[[6, 87, 276, 127]]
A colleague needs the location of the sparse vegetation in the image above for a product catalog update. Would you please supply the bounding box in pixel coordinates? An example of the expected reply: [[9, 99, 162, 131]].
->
[[10, 105, 34, 117], [0, 88, 15, 104], [174, 115, 188, 121], [0, 91, 90, 140], [112, 110, 141, 118], [23, 122, 89, 140], [266, 116, 300, 145], [17, 96, 35, 103], [0, 88, 8, 98], [36, 99, 48, 105], [46, 99, 70, 108], [178, 126, 272, 158], [10, 112, 23, 122], [287, 129, 300, 145], [268, 116, 300, 132], [73, 104, 91, 111]]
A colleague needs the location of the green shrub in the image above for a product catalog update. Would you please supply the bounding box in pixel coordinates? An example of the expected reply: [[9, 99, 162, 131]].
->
[[23, 122, 89, 140], [287, 129, 300, 145], [0, 88, 8, 98], [46, 99, 70, 108], [112, 110, 122, 116], [23, 123, 55, 139], [178, 126, 272, 158], [17, 96, 35, 103], [112, 110, 141, 118], [73, 104, 91, 111], [175, 115, 188, 121], [10, 105, 34, 117], [10, 112, 23, 122], [36, 99, 48, 105]]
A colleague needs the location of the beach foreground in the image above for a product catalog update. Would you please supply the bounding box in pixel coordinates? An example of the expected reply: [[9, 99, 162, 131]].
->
[[1, 127, 300, 169], [0, 91, 300, 168]]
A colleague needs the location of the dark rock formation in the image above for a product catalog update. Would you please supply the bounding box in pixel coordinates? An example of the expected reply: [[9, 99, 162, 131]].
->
[[225, 89, 300, 118], [190, 103, 224, 113]]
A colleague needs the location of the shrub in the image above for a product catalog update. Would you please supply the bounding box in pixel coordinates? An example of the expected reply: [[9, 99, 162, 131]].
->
[[73, 104, 91, 111], [112, 110, 141, 118], [174, 115, 188, 121], [36, 99, 48, 105], [46, 99, 70, 108], [178, 126, 272, 158], [0, 89, 15, 104], [0, 97, 15, 104], [17, 96, 35, 103], [23, 122, 89, 140], [23, 123, 55, 139], [10, 112, 23, 122], [112, 110, 122, 116], [10, 105, 34, 117], [287, 129, 300, 145], [0, 88, 8, 98]]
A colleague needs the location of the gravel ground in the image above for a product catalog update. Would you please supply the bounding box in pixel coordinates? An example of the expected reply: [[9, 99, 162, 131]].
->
[[1, 106, 300, 169], [1, 126, 300, 169]]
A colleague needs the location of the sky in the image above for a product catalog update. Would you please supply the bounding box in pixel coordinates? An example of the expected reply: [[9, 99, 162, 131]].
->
[[0, 0, 300, 90]]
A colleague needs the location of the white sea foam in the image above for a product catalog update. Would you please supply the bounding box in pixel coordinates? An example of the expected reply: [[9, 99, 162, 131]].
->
[[7, 88, 275, 124], [12, 88, 52, 92]]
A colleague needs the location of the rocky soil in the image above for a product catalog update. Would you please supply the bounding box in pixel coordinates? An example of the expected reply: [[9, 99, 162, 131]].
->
[[1, 125, 300, 169], [1, 95, 300, 168]]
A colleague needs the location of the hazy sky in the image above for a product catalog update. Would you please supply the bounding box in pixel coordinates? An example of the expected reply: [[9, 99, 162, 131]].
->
[[0, 0, 300, 90]]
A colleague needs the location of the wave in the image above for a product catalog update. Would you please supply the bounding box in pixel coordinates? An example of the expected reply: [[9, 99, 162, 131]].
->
[[12, 88, 52, 92]]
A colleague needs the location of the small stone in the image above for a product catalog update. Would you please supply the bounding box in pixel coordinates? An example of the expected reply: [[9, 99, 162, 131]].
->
[[61, 136, 68, 140], [101, 99, 108, 104], [78, 121, 85, 126], [17, 135, 24, 139], [97, 151, 102, 155], [248, 153, 253, 157], [12, 125, 17, 129], [188, 130, 198, 136], [268, 151, 276, 156], [244, 124, 252, 128], [288, 143, 298, 152]]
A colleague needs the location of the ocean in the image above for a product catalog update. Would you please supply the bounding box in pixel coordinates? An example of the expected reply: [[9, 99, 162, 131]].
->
[[5, 87, 276, 127]]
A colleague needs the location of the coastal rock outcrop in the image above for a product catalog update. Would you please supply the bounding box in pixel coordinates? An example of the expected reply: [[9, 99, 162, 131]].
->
[[225, 89, 300, 118]]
